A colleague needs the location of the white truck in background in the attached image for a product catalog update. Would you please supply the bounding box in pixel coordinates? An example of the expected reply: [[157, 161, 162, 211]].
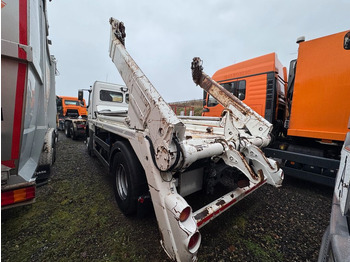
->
[[84, 81, 129, 156], [318, 118, 350, 261], [1, 0, 57, 209], [80, 18, 283, 261]]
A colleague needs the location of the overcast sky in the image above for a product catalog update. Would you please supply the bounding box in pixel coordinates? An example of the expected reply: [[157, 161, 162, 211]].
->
[[47, 0, 349, 103]]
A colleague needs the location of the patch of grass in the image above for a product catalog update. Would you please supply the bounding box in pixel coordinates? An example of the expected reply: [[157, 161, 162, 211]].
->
[[1, 157, 153, 262], [243, 239, 271, 261], [209, 214, 283, 262], [234, 216, 247, 231], [241, 235, 283, 262], [224, 215, 247, 239]]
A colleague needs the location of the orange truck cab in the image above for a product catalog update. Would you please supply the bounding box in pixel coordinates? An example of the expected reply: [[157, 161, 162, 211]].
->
[[204, 30, 350, 186], [56, 96, 87, 138], [57, 96, 87, 119], [203, 53, 287, 135], [286, 32, 350, 142]]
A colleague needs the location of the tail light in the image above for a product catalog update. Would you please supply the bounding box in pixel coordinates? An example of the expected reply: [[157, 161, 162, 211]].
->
[[179, 206, 191, 222], [188, 231, 201, 252], [1, 186, 35, 207]]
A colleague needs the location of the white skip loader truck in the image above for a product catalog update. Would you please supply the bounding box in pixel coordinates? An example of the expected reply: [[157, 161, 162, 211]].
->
[[1, 0, 57, 209], [81, 18, 284, 261]]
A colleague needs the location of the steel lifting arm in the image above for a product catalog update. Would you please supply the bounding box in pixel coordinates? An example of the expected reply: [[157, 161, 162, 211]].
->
[[109, 19, 206, 261], [191, 57, 283, 187], [109, 18, 186, 172], [108, 18, 283, 261], [109, 18, 283, 187], [191, 57, 272, 147]]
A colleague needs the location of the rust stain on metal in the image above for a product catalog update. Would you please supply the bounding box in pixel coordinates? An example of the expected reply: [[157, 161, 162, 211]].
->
[[191, 57, 204, 85], [255, 147, 274, 169], [195, 145, 203, 152], [216, 200, 226, 206], [200, 76, 248, 116], [237, 179, 250, 188], [194, 209, 209, 220], [237, 151, 259, 180], [202, 78, 212, 92], [206, 127, 213, 133], [257, 169, 264, 182]]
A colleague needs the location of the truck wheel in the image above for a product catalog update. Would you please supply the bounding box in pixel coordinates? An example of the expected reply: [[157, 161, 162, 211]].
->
[[70, 124, 77, 140], [37, 128, 56, 185], [38, 129, 55, 166], [65, 122, 71, 138], [111, 141, 148, 216]]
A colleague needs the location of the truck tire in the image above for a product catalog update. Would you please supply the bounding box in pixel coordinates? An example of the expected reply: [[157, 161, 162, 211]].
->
[[65, 122, 71, 138], [37, 128, 56, 185], [38, 129, 56, 166], [70, 123, 77, 140], [111, 141, 148, 216]]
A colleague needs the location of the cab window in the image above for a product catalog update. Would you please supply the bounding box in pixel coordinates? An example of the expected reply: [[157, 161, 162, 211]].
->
[[64, 100, 80, 106], [100, 90, 123, 102], [222, 80, 246, 100], [237, 80, 246, 100], [207, 95, 219, 107], [205, 80, 246, 107]]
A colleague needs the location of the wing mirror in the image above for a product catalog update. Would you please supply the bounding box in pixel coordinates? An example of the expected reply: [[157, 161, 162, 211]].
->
[[344, 31, 350, 50], [78, 89, 84, 101]]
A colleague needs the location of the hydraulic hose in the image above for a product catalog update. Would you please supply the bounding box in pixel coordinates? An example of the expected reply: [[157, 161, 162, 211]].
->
[[145, 135, 182, 173]]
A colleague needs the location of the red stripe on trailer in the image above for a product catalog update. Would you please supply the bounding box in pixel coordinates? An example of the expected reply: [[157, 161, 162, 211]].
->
[[196, 179, 267, 228], [11, 63, 27, 161], [197, 198, 238, 228], [18, 0, 27, 59], [11, 0, 28, 163], [244, 179, 267, 195], [1, 160, 15, 169]]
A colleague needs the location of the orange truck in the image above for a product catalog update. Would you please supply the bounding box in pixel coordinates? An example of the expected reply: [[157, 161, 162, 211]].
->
[[203, 52, 287, 129], [56, 96, 87, 139], [203, 30, 350, 186]]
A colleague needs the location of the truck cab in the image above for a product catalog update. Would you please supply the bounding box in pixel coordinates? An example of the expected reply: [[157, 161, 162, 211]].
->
[[57, 96, 87, 117], [205, 31, 350, 186], [88, 81, 129, 118], [203, 53, 287, 133], [56, 96, 87, 130]]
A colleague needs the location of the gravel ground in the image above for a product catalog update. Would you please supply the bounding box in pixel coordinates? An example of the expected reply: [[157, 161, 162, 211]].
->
[[2, 132, 333, 261]]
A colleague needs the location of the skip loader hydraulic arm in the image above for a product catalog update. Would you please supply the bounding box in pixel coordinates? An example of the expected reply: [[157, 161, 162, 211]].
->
[[108, 18, 283, 261]]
